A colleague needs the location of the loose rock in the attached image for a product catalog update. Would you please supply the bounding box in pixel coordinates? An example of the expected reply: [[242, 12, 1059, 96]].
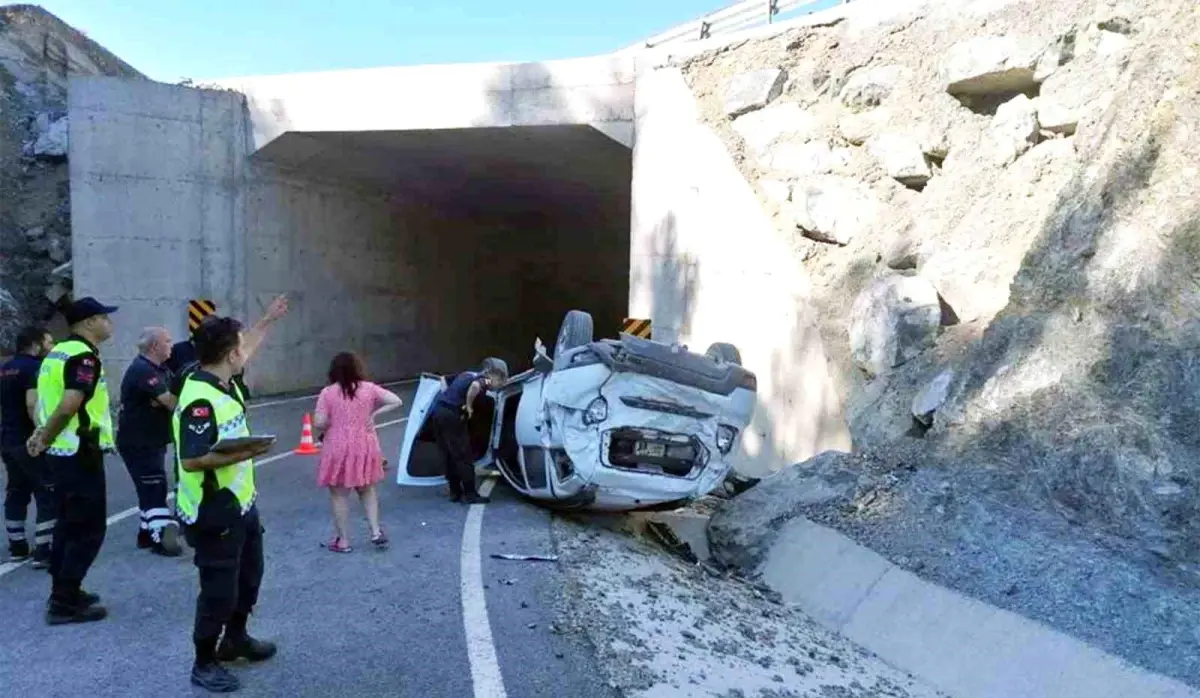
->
[[989, 93, 1040, 166], [942, 35, 1042, 96], [849, 275, 943, 377], [732, 102, 820, 154], [865, 133, 932, 188], [838, 65, 903, 111], [764, 141, 851, 178], [724, 68, 787, 118], [912, 369, 955, 426], [788, 176, 881, 246]]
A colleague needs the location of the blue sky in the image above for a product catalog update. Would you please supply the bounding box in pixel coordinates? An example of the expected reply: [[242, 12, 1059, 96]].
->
[[32, 0, 752, 82]]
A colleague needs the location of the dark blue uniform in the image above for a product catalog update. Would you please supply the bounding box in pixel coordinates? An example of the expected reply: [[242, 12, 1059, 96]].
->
[[432, 372, 486, 501], [1, 353, 55, 562], [117, 355, 177, 550]]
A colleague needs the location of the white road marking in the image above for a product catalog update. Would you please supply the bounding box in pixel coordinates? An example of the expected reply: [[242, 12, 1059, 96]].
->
[[461, 477, 507, 698], [248, 379, 417, 410], [0, 416, 408, 579]]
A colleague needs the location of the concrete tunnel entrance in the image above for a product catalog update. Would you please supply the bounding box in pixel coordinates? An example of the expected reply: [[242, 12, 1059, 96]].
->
[[248, 124, 632, 387]]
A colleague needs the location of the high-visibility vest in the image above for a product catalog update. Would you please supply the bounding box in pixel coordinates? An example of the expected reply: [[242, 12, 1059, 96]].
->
[[172, 374, 256, 525], [36, 339, 114, 456]]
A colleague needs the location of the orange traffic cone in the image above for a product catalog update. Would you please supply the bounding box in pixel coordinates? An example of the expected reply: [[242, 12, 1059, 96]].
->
[[294, 413, 320, 455]]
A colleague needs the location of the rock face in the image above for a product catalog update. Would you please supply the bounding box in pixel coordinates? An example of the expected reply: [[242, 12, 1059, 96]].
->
[[682, 0, 1200, 684], [849, 275, 943, 377], [0, 5, 144, 349]]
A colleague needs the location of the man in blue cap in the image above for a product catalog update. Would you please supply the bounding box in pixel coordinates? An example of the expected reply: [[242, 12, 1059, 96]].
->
[[27, 296, 119, 624]]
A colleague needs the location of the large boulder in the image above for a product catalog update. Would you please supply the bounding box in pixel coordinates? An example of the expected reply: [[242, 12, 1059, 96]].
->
[[942, 36, 1042, 96], [866, 133, 932, 188], [732, 102, 820, 154], [849, 274, 943, 377], [788, 175, 881, 246], [723, 68, 786, 117], [708, 451, 860, 572]]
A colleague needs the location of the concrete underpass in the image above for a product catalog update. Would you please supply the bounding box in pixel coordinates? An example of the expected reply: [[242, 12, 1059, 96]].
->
[[69, 52, 850, 478], [245, 126, 631, 385]]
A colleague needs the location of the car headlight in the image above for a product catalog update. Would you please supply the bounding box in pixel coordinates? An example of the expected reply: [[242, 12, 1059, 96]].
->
[[584, 396, 609, 425], [716, 425, 737, 455]]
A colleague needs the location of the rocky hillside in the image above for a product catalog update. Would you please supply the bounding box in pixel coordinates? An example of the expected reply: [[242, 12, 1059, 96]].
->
[[687, 0, 1200, 687], [0, 4, 142, 350]]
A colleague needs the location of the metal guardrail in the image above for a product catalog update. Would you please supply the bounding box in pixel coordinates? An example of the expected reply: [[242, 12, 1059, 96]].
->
[[627, 0, 851, 50]]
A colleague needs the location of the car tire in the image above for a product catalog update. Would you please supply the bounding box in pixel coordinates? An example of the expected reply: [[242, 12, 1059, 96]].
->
[[705, 342, 742, 366], [554, 310, 594, 366]]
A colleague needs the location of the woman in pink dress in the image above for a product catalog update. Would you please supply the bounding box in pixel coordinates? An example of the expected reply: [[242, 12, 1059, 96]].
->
[[312, 352, 403, 553]]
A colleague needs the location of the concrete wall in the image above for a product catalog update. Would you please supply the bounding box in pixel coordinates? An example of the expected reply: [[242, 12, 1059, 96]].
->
[[206, 54, 636, 152], [629, 65, 852, 478], [69, 77, 246, 387], [241, 164, 417, 392]]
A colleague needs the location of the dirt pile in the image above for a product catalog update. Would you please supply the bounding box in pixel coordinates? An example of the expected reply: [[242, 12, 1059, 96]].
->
[[0, 4, 142, 350], [679, 0, 1200, 687], [552, 517, 947, 697]]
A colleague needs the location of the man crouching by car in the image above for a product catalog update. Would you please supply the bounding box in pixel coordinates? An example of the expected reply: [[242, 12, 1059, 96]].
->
[[432, 358, 507, 504]]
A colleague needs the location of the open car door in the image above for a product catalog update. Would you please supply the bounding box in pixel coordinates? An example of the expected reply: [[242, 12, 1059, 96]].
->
[[395, 373, 449, 487]]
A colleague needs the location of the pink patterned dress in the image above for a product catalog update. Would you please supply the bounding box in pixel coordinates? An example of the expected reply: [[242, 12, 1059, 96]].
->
[[314, 381, 389, 488]]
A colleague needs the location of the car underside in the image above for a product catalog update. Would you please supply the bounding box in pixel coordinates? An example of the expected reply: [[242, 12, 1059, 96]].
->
[[395, 310, 757, 512]]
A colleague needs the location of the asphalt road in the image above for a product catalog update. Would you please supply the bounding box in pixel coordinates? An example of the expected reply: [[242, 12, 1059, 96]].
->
[[0, 382, 619, 698]]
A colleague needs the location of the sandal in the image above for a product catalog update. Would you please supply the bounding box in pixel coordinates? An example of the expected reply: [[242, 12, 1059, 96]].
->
[[326, 536, 352, 553], [370, 530, 389, 548]]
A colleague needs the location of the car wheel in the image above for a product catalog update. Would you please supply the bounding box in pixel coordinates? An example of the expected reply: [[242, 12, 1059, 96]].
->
[[705, 342, 742, 366], [554, 310, 594, 365]]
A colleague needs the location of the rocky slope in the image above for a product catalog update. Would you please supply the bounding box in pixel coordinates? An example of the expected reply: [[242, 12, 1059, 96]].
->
[[683, 0, 1200, 687], [0, 4, 142, 350]]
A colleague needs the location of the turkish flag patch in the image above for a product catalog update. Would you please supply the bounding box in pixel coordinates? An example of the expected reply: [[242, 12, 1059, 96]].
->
[[147, 376, 160, 386], [81, 357, 96, 367], [191, 405, 211, 418]]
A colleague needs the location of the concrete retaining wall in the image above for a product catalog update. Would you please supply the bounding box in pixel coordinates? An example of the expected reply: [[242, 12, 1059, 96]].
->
[[69, 77, 247, 384], [629, 65, 852, 477], [761, 518, 1200, 698]]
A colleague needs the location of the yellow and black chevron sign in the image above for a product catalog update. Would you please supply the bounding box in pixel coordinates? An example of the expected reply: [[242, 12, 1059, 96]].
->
[[187, 299, 216, 333], [621, 318, 652, 339]]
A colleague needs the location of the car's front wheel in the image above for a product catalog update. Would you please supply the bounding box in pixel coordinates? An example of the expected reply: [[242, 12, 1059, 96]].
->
[[554, 310, 594, 368]]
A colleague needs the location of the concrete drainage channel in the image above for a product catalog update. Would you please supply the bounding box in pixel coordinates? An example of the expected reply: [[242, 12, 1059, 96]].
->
[[571, 496, 1200, 698]]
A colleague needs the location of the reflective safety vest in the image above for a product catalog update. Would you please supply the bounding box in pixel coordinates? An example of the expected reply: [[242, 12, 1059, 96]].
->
[[173, 374, 256, 525], [36, 339, 114, 456]]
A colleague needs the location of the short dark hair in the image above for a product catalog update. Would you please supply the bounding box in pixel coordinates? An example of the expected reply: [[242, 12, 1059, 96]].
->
[[15, 325, 49, 354], [193, 315, 243, 366]]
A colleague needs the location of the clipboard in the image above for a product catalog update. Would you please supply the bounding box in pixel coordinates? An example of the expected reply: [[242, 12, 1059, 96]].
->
[[210, 435, 276, 454]]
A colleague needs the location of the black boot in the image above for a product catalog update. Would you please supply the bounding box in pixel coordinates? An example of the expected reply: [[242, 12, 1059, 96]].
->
[[137, 529, 153, 549], [45, 583, 107, 625], [192, 638, 240, 693], [31, 543, 50, 569], [463, 491, 491, 505], [216, 614, 277, 663], [8, 540, 30, 561]]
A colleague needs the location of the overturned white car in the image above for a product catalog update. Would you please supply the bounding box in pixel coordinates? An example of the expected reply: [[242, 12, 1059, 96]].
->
[[395, 310, 757, 511]]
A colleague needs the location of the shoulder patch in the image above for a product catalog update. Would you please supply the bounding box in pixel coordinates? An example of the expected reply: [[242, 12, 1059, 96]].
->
[[81, 357, 96, 367], [147, 376, 160, 386], [191, 405, 211, 418]]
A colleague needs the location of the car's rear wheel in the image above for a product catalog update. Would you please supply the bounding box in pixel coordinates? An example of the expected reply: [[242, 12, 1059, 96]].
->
[[705, 342, 742, 366], [554, 310, 594, 366]]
